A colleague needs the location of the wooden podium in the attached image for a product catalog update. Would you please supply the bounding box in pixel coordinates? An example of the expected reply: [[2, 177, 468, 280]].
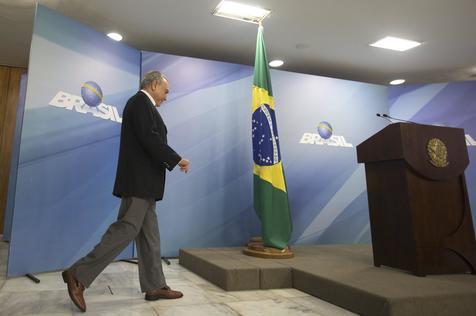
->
[[357, 123, 476, 276]]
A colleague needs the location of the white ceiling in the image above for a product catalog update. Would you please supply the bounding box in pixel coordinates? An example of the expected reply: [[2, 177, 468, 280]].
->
[[1, 0, 476, 85]]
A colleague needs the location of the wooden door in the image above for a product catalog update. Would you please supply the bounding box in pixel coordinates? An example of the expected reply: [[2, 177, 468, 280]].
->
[[0, 66, 26, 234]]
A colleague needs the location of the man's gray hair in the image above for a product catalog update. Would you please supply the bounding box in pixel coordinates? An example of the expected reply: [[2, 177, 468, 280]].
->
[[140, 71, 167, 89]]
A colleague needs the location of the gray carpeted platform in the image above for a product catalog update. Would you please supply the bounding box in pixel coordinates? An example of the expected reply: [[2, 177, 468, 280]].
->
[[179, 244, 476, 316]]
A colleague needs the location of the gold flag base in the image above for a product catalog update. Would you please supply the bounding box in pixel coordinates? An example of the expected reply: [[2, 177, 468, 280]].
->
[[242, 236, 294, 259]]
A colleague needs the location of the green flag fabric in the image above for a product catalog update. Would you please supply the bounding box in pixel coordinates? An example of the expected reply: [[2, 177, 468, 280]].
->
[[251, 25, 292, 249]]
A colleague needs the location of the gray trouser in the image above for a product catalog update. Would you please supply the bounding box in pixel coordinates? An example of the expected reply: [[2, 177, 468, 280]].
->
[[70, 197, 166, 292]]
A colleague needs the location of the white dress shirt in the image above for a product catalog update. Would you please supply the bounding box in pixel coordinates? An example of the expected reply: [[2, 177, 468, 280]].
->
[[140, 89, 156, 107]]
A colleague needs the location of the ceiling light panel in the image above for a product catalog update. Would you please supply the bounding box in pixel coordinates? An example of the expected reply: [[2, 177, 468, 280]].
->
[[107, 32, 123, 41], [213, 1, 271, 24], [370, 36, 421, 52], [269, 60, 284, 67], [390, 79, 406, 85]]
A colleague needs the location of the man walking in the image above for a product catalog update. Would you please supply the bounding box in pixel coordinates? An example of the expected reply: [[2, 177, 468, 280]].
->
[[62, 71, 189, 312]]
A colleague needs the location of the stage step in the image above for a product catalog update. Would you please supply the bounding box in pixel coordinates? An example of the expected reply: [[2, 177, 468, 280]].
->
[[179, 245, 476, 316]]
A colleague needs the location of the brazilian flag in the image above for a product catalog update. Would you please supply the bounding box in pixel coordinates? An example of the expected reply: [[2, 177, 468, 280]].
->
[[252, 25, 292, 250]]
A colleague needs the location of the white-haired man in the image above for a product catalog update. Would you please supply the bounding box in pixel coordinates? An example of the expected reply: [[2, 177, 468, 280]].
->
[[62, 71, 189, 312]]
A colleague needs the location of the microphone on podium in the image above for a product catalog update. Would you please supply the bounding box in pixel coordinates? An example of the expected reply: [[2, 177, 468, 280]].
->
[[376, 113, 393, 123], [382, 114, 418, 124], [376, 113, 418, 124]]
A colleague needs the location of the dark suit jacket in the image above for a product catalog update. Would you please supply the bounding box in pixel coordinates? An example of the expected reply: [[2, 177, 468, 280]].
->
[[113, 91, 181, 200]]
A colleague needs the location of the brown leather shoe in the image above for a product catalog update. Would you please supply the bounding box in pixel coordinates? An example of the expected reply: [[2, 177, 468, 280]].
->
[[62, 270, 86, 312], [145, 285, 183, 301]]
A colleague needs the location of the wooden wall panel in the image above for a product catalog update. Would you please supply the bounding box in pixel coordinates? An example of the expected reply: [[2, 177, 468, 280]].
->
[[0, 65, 26, 234]]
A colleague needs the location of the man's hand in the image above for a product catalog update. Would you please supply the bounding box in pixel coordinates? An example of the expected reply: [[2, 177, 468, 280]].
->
[[178, 159, 190, 173]]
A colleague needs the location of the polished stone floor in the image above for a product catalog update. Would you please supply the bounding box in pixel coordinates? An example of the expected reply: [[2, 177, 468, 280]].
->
[[0, 240, 355, 315]]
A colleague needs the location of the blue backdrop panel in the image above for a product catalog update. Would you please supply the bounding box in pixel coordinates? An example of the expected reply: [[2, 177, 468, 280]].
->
[[389, 81, 476, 229], [7, 5, 140, 277], [142, 52, 388, 256], [274, 73, 388, 245]]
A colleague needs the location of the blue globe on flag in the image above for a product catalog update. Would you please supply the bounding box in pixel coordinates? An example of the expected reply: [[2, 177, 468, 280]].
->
[[81, 81, 103, 107], [317, 121, 333, 139], [252, 103, 281, 166]]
